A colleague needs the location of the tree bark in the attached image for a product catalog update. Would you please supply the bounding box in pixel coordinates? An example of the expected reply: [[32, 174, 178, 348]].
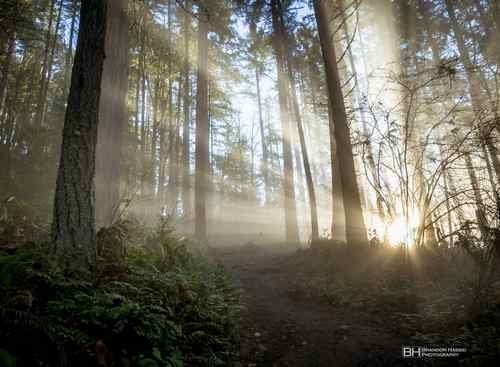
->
[[194, 14, 209, 241], [276, 3, 319, 241], [181, 3, 192, 219], [31, 0, 59, 155], [445, 0, 497, 233], [139, 8, 147, 198], [270, 0, 299, 242], [95, 0, 129, 228], [63, 0, 78, 94], [52, 0, 107, 275], [314, 0, 368, 245], [0, 31, 14, 115], [445, 0, 500, 186], [340, 1, 386, 222], [256, 67, 270, 206], [249, 8, 270, 207]]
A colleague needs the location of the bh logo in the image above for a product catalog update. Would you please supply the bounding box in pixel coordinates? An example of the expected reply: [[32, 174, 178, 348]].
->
[[403, 346, 421, 358]]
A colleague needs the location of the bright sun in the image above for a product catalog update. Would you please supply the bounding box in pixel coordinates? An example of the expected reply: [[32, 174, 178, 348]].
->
[[387, 217, 412, 246], [369, 209, 420, 247]]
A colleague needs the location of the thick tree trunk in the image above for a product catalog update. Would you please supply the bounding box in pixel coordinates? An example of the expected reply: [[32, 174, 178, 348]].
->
[[271, 0, 299, 242], [194, 16, 209, 241], [314, 0, 368, 245], [95, 0, 129, 228], [52, 0, 107, 275]]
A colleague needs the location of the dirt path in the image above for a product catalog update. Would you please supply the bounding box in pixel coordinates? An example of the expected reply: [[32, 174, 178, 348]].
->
[[214, 246, 407, 367]]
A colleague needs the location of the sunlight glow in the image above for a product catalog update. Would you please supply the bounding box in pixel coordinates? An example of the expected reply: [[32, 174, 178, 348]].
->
[[387, 217, 412, 247], [369, 208, 421, 247]]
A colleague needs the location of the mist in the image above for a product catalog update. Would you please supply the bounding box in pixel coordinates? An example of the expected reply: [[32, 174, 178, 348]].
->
[[2, 0, 500, 365]]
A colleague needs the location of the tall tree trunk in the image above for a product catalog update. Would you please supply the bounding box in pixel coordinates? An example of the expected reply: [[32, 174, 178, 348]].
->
[[329, 102, 346, 239], [270, 0, 299, 242], [445, 0, 500, 186], [41, 0, 66, 161], [276, 4, 319, 241], [444, 0, 495, 234], [181, 3, 192, 219], [168, 74, 183, 215], [140, 42, 147, 197], [63, 0, 78, 94], [166, 0, 178, 213], [0, 31, 14, 115], [150, 69, 161, 196], [465, 154, 488, 237], [314, 0, 368, 245], [419, 0, 483, 242], [52, 0, 107, 275], [340, 1, 386, 221], [249, 7, 270, 206], [95, 0, 129, 228], [40, 0, 64, 123], [256, 68, 270, 206], [31, 0, 57, 154], [34, 0, 56, 116], [133, 56, 140, 188], [158, 77, 171, 203], [194, 15, 209, 241]]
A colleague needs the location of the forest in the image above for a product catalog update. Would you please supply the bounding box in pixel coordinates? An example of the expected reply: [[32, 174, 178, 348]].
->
[[1, 0, 500, 365]]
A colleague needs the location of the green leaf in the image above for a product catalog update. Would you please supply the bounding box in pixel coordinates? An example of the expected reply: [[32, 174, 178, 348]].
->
[[152, 347, 162, 361]]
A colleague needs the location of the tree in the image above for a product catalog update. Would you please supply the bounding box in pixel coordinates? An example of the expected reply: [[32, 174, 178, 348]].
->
[[313, 0, 368, 245], [52, 0, 108, 275], [248, 0, 270, 206], [270, 0, 299, 242], [181, 2, 192, 219], [95, 0, 129, 228], [195, 11, 210, 241], [444, 0, 500, 188], [276, 3, 319, 241]]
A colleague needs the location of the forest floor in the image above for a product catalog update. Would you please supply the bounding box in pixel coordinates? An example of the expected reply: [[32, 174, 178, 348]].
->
[[213, 244, 407, 367]]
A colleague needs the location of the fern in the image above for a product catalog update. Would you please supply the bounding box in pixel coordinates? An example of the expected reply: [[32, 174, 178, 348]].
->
[[0, 221, 241, 366]]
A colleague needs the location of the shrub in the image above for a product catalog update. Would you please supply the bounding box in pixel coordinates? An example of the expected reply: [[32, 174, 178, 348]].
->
[[0, 221, 241, 367]]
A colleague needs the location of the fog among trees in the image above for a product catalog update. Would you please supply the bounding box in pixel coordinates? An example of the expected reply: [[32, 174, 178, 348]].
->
[[2, 0, 500, 365]]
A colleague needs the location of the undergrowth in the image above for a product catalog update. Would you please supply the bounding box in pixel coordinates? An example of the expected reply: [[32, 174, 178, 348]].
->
[[0, 218, 242, 367], [289, 239, 500, 365]]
